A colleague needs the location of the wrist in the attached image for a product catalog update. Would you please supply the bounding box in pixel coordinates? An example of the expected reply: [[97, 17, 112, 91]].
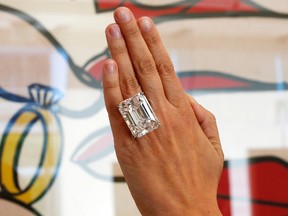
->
[[187, 195, 222, 216], [185, 202, 222, 216], [140, 197, 222, 216]]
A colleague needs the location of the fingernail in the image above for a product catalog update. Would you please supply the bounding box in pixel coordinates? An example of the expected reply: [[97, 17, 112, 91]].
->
[[115, 8, 131, 23], [139, 17, 152, 32], [105, 60, 116, 74], [108, 24, 122, 38]]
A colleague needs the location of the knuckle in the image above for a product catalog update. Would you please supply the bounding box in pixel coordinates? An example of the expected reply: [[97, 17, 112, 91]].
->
[[146, 35, 161, 47], [111, 44, 126, 55], [121, 77, 140, 95], [104, 80, 119, 89], [157, 61, 175, 77], [125, 25, 139, 38], [108, 103, 120, 115], [134, 56, 156, 75], [106, 102, 122, 120]]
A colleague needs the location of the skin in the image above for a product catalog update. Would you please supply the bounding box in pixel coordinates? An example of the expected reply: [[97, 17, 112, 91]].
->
[[102, 7, 224, 216]]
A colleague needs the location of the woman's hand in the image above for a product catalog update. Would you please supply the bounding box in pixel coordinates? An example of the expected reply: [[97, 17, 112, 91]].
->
[[102, 7, 224, 216]]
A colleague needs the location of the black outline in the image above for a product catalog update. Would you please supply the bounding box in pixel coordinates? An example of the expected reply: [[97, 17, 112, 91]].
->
[[93, 0, 288, 23], [13, 114, 39, 192], [0, 4, 101, 89], [217, 194, 288, 209], [177, 71, 288, 93], [0, 194, 41, 216], [94, 0, 193, 13], [220, 156, 288, 209], [0, 99, 64, 213], [0, 4, 105, 118], [0, 1, 287, 214], [0, 87, 32, 103]]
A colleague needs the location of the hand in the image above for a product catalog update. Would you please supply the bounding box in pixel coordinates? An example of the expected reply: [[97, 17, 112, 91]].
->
[[102, 7, 224, 216]]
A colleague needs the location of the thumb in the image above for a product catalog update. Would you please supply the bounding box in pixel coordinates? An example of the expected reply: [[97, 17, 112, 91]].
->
[[187, 94, 224, 160]]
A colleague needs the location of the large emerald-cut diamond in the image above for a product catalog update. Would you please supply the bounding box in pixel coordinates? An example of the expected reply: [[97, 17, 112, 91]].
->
[[118, 93, 160, 138]]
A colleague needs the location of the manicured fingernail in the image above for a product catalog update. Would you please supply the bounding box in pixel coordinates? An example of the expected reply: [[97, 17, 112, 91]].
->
[[108, 24, 122, 38], [105, 60, 116, 73], [115, 8, 131, 23], [105, 60, 116, 74], [139, 17, 152, 32], [103, 60, 118, 87]]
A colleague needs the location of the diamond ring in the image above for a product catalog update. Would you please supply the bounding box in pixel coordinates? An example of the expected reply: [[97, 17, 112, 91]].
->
[[118, 92, 160, 138]]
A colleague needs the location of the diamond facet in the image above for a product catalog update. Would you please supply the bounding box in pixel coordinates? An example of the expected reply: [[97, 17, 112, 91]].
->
[[118, 93, 160, 138]]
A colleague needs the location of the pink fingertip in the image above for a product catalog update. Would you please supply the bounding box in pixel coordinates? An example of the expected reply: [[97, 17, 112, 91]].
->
[[105, 60, 116, 74], [139, 17, 152, 32]]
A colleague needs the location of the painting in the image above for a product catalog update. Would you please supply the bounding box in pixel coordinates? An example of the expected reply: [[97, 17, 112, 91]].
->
[[0, 0, 287, 215]]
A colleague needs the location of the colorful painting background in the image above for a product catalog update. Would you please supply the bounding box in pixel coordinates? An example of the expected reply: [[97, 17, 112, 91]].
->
[[0, 0, 287, 215]]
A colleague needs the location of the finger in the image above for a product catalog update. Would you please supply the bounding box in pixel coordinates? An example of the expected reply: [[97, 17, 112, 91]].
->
[[138, 17, 187, 107], [113, 7, 166, 103], [102, 59, 131, 141], [187, 95, 224, 160], [188, 95, 219, 142], [105, 23, 142, 99]]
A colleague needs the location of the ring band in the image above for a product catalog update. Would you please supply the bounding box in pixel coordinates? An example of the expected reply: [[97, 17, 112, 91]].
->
[[118, 92, 160, 138], [0, 84, 63, 204]]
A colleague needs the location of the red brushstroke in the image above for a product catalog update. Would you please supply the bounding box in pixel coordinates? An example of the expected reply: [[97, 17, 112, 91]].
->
[[120, 2, 188, 19], [179, 76, 250, 90], [86, 50, 110, 81], [187, 0, 258, 13], [97, 0, 122, 11], [95, 0, 260, 19], [217, 158, 288, 216], [88, 57, 106, 81], [96, 0, 189, 19]]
